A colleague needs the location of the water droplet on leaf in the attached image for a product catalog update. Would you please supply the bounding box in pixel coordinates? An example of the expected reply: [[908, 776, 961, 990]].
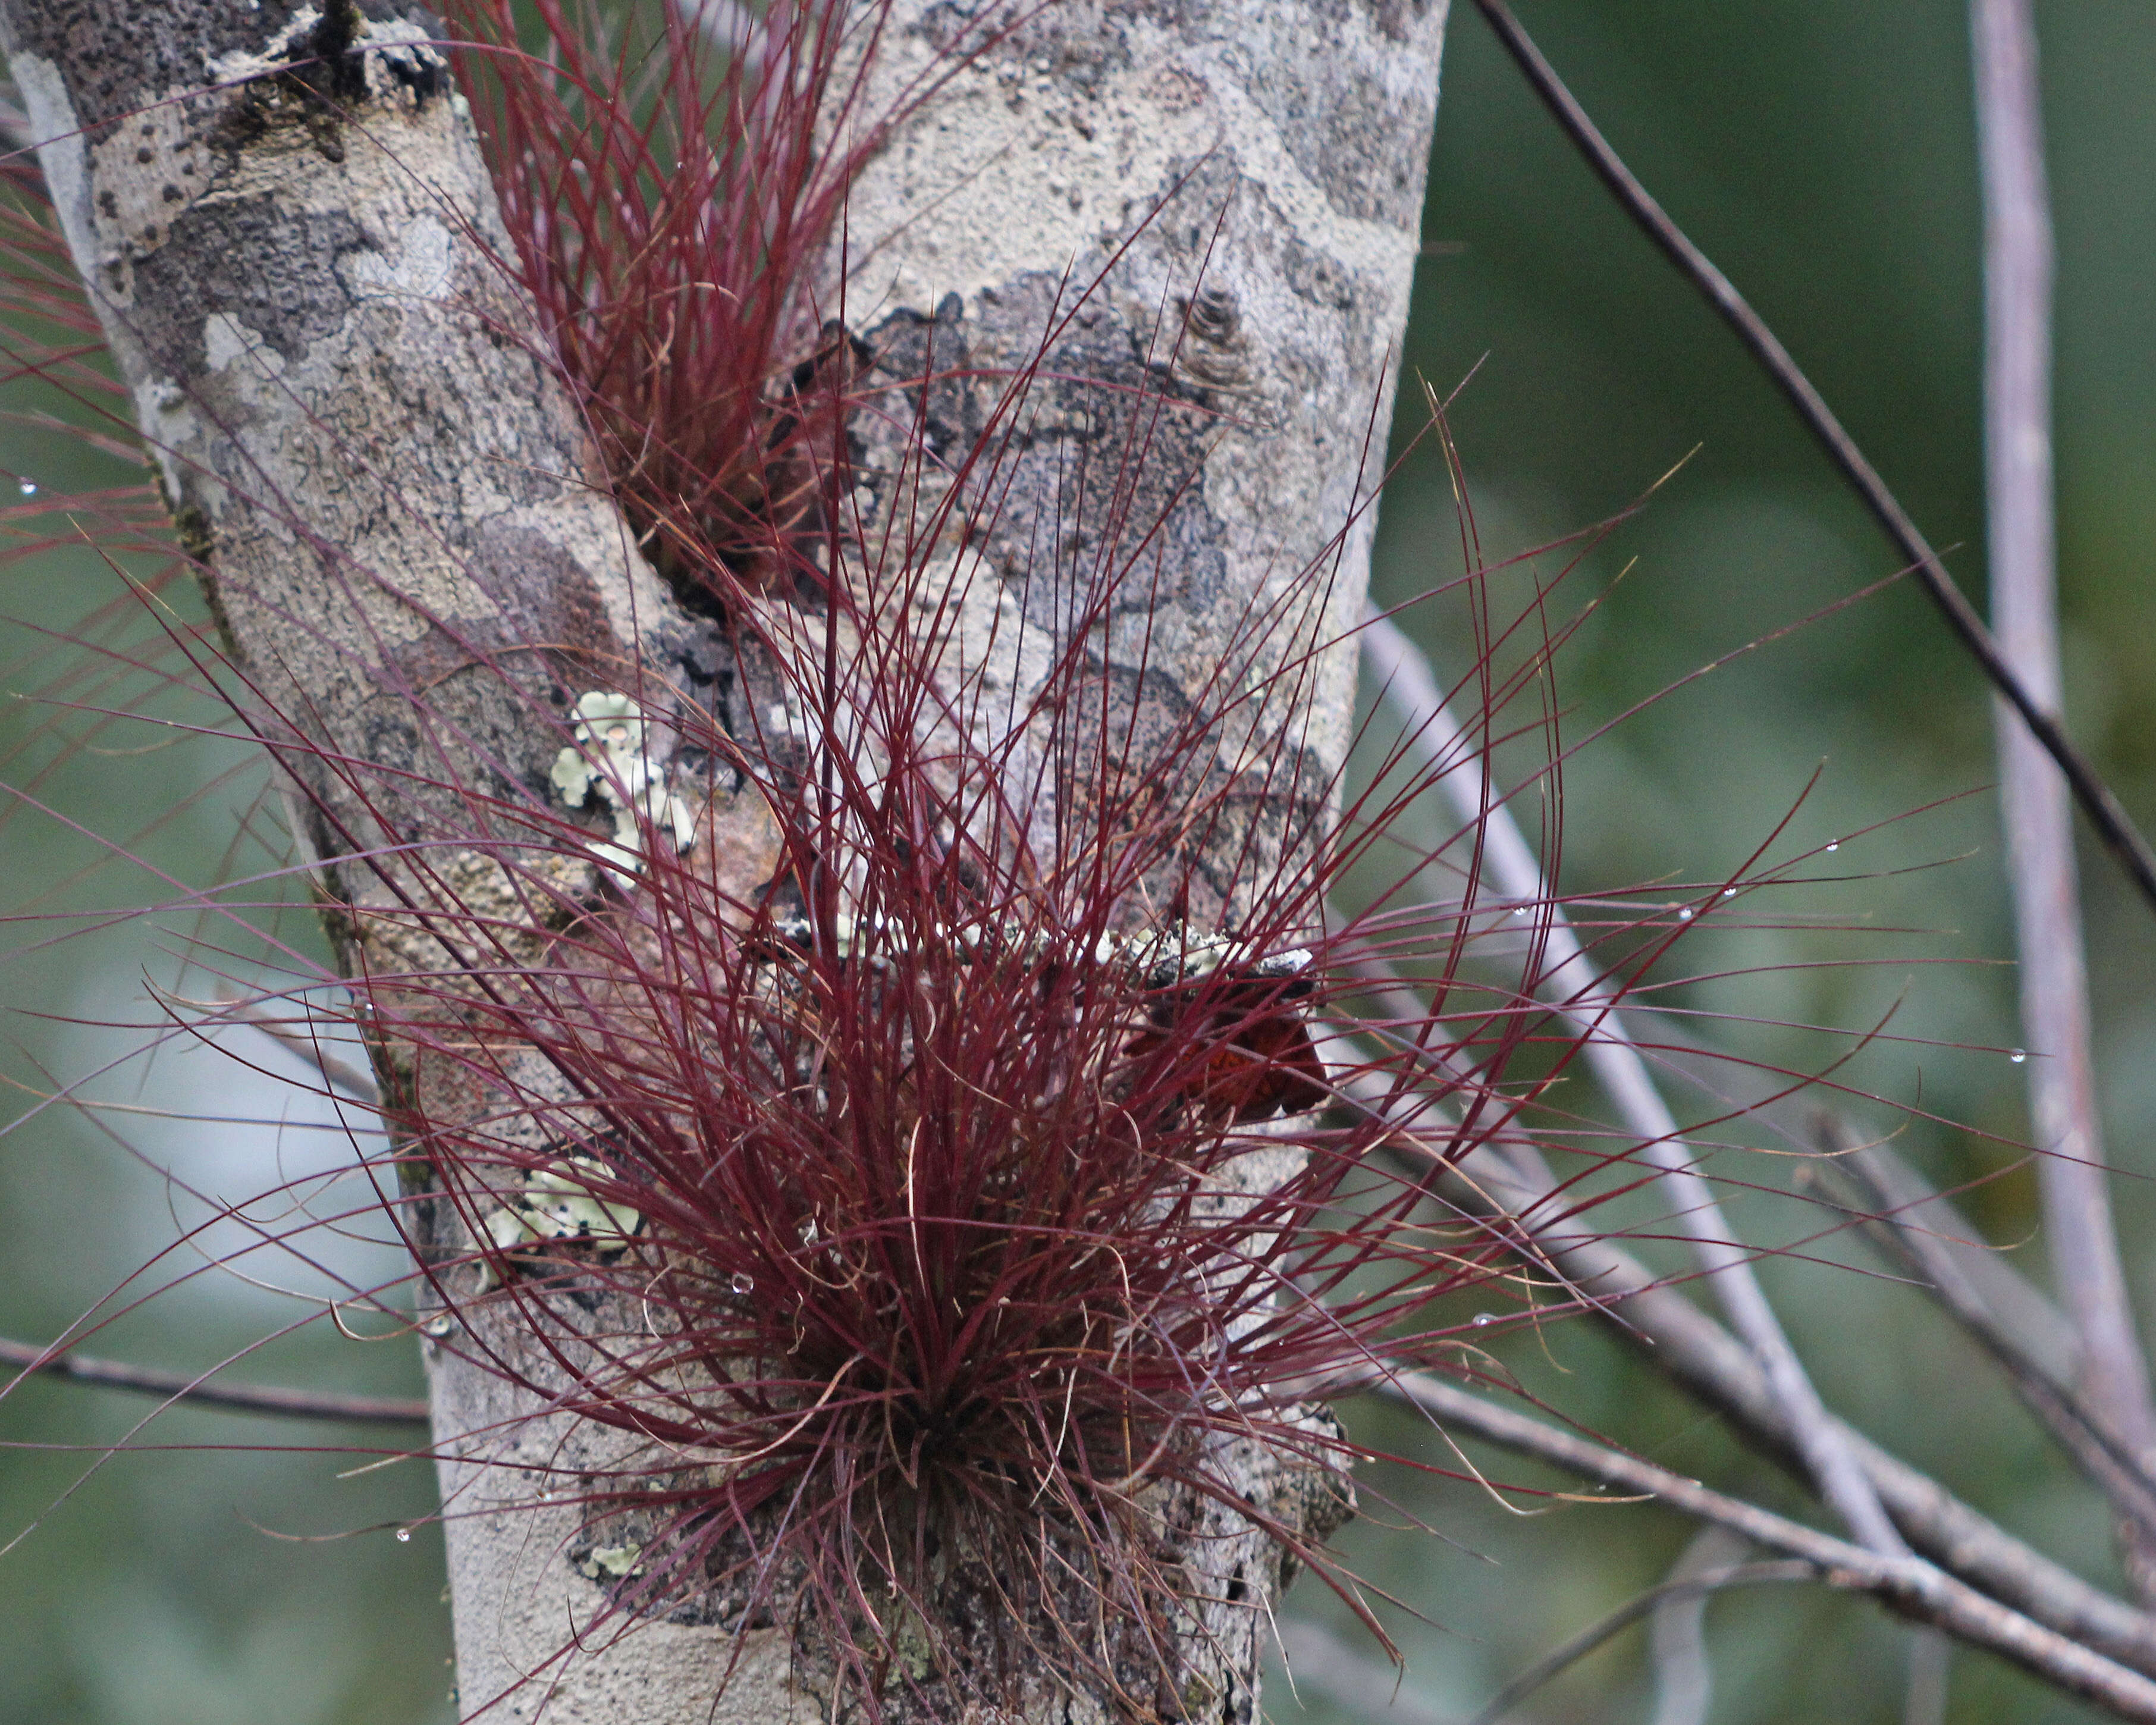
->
[[2010, 1049, 2028, 1065], [1471, 1312, 1495, 1327], [17, 479, 35, 495], [1677, 907, 1694, 921], [730, 1272, 755, 1295], [396, 1527, 412, 1542], [1825, 841, 1840, 853]]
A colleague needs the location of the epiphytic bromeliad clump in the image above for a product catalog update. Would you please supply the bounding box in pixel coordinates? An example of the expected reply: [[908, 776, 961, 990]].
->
[[371, 291, 1568, 1715]]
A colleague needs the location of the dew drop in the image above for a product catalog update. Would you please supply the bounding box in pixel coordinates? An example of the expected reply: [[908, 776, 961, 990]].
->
[[1511, 906, 1527, 918], [1721, 887, 1737, 898], [2010, 1048, 2028, 1065], [17, 478, 36, 496], [730, 1272, 755, 1296], [1825, 841, 1840, 853], [1471, 1312, 1495, 1327], [396, 1527, 413, 1543], [1676, 907, 1694, 921]]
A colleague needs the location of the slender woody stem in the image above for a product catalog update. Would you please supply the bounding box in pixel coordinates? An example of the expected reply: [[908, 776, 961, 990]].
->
[[1466, 1557, 1816, 1725], [1906, 1632, 1953, 1725], [1332, 1059, 2156, 1675], [1969, 0, 2156, 1591], [1362, 615, 1906, 1557], [1818, 1122, 2156, 1538], [214, 989, 381, 1103], [1648, 1528, 1749, 1725], [1468, 0, 2156, 918], [1380, 1370, 2156, 1721], [0, 1335, 430, 1425]]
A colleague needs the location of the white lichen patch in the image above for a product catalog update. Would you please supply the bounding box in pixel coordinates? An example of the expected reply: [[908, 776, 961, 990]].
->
[[574, 1541, 645, 1581], [551, 691, 695, 883], [481, 1156, 643, 1254]]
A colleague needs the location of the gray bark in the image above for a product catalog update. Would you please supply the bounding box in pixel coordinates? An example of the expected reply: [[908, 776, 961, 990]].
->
[[832, 0, 1447, 882], [1, 0, 1448, 1717]]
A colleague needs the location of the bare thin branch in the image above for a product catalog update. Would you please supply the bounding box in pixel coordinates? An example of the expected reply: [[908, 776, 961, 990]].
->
[[1815, 1130, 2080, 1369], [1339, 1078, 2156, 1676], [0, 1335, 430, 1425], [1649, 1526, 1749, 1725], [1362, 615, 1904, 1556], [1970, 0, 2156, 1594], [1817, 1124, 2156, 1540], [1379, 1370, 2156, 1721], [1906, 1630, 1952, 1725], [1465, 0, 2156, 916], [1465, 1554, 1815, 1725], [213, 987, 381, 1104]]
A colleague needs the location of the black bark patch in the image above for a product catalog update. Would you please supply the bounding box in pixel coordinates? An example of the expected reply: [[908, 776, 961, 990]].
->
[[131, 196, 364, 373], [287, 2, 369, 108]]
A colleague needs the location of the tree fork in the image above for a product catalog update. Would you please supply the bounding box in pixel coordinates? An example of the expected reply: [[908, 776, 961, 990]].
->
[[0, 0, 1449, 1717]]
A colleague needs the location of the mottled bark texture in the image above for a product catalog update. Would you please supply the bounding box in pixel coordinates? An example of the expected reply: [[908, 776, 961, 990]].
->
[[833, 0, 1447, 917], [3, 0, 1446, 1718]]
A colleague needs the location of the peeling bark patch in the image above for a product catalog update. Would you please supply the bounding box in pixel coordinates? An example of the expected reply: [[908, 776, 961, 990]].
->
[[204, 7, 448, 165]]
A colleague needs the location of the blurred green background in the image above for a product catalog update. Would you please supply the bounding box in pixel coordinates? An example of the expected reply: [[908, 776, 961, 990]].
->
[[5, 2, 2155, 1721]]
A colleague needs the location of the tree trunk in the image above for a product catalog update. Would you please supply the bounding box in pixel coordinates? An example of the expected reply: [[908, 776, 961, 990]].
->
[[828, 0, 1448, 840], [0, 0, 1447, 1717]]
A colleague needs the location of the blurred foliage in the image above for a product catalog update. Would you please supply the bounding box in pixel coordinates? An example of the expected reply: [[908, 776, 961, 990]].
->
[[4, 2, 2154, 1722], [1282, 4, 2156, 1723], [0, 415, 454, 1718]]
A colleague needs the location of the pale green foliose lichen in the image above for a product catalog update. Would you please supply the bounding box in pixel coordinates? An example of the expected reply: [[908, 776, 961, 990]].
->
[[479, 1156, 644, 1279], [575, 1541, 644, 1580], [551, 689, 694, 881]]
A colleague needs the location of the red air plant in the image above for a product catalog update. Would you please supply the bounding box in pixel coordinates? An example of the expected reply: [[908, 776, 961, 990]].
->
[[356, 302, 1582, 1710], [445, 0, 1005, 590]]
